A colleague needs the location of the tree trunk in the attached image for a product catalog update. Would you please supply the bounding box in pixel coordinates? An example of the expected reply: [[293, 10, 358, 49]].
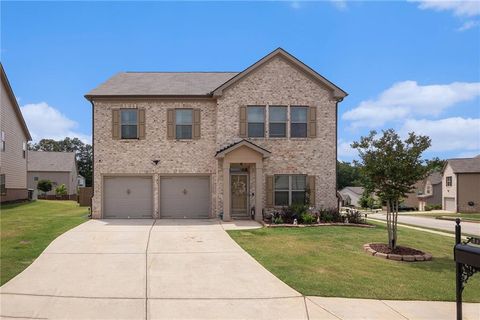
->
[[386, 199, 393, 249]]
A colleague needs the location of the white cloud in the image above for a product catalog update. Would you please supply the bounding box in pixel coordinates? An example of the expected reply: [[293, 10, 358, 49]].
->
[[21, 102, 91, 143], [457, 19, 480, 31], [338, 139, 357, 160], [290, 1, 301, 9], [412, 0, 480, 17], [330, 0, 347, 10], [342, 81, 480, 128], [400, 117, 480, 152]]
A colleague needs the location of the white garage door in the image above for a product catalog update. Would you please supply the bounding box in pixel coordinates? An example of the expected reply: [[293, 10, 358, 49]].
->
[[444, 197, 456, 212], [104, 176, 153, 218], [160, 176, 210, 218]]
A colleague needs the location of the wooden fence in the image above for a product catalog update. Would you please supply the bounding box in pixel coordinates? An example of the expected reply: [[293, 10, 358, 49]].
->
[[78, 187, 93, 207]]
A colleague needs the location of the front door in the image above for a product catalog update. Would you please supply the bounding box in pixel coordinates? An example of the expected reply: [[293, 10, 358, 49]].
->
[[231, 174, 248, 217]]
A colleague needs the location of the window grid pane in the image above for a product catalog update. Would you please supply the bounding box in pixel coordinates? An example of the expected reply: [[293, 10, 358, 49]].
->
[[291, 107, 308, 123], [176, 125, 193, 139], [121, 125, 138, 139], [121, 110, 138, 125], [248, 123, 264, 138], [176, 109, 193, 125], [247, 106, 265, 137]]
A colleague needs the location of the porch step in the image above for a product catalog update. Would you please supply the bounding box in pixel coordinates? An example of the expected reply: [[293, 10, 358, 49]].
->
[[231, 215, 252, 220]]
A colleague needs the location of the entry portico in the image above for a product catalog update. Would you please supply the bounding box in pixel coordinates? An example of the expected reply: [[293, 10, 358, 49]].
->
[[215, 140, 271, 221]]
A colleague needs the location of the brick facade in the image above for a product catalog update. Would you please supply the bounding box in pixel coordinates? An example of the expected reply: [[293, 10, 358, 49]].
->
[[91, 54, 340, 219]]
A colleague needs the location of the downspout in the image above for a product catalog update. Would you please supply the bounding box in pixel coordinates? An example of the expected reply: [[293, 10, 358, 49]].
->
[[88, 98, 94, 218]]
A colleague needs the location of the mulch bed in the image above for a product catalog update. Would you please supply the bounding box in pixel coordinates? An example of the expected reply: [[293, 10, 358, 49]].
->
[[363, 243, 432, 262], [264, 222, 375, 228], [370, 243, 425, 255]]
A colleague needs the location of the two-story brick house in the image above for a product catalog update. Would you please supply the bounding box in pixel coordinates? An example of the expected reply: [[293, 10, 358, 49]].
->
[[85, 48, 347, 220]]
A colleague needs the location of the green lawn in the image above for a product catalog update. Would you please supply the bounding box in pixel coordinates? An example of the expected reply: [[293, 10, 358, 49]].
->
[[0, 200, 88, 285], [228, 223, 480, 302]]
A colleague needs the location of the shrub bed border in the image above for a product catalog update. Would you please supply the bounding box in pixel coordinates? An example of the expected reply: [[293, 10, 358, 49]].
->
[[363, 243, 432, 262], [264, 222, 375, 228]]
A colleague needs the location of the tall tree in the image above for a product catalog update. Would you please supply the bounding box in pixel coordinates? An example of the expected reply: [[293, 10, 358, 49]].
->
[[29, 137, 92, 187], [352, 129, 431, 249], [337, 161, 362, 190], [425, 157, 447, 173]]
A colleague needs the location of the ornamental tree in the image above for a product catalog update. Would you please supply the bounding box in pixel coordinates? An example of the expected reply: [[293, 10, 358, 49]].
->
[[351, 129, 431, 249], [37, 179, 53, 196]]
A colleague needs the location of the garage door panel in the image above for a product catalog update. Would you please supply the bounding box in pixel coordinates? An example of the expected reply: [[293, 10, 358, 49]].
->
[[104, 176, 153, 218], [160, 176, 210, 218], [444, 197, 455, 212]]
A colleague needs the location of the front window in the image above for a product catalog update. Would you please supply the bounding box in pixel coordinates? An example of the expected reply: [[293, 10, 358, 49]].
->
[[247, 106, 265, 137], [120, 109, 138, 139], [0, 174, 5, 195], [269, 106, 287, 137], [274, 174, 307, 206], [446, 176, 452, 187], [175, 109, 193, 139], [1, 131, 5, 151], [291, 106, 308, 138]]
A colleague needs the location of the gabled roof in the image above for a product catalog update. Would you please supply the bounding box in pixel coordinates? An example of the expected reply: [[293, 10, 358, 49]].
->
[[445, 156, 480, 174], [85, 48, 347, 101], [426, 171, 442, 185], [215, 139, 271, 158], [85, 72, 238, 98], [1, 63, 32, 140], [212, 48, 348, 100], [339, 186, 364, 195], [28, 151, 76, 172]]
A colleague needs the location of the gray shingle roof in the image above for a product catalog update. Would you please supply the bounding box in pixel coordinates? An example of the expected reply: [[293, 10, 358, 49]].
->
[[447, 156, 480, 173], [427, 171, 443, 185], [342, 186, 364, 195], [28, 151, 76, 172], [86, 72, 238, 97]]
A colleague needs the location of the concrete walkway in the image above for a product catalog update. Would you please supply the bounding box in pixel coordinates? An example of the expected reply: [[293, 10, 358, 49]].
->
[[1, 219, 478, 319], [369, 213, 480, 236]]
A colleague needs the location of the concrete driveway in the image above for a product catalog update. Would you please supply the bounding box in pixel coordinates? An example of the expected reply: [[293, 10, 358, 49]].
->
[[2, 219, 479, 319], [0, 219, 325, 319]]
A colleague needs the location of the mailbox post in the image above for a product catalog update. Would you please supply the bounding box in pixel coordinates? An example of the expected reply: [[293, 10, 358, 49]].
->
[[454, 219, 480, 320]]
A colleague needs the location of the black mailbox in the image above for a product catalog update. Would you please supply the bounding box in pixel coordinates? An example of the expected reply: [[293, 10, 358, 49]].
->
[[454, 244, 480, 268], [453, 219, 479, 320]]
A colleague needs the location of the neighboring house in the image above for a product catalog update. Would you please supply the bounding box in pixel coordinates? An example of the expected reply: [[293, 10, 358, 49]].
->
[[85, 48, 347, 220], [442, 156, 480, 213], [27, 151, 78, 196], [416, 171, 442, 211], [0, 63, 32, 203], [402, 179, 423, 209], [338, 186, 364, 207], [77, 175, 86, 187]]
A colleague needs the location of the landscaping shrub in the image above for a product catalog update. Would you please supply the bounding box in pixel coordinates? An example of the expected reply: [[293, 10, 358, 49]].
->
[[345, 210, 364, 224], [37, 179, 53, 196], [319, 208, 344, 223], [273, 216, 284, 224], [55, 184, 68, 196], [300, 212, 317, 224]]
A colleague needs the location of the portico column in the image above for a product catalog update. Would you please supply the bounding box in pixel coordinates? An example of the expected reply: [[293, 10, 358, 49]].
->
[[223, 161, 231, 221], [255, 163, 263, 221]]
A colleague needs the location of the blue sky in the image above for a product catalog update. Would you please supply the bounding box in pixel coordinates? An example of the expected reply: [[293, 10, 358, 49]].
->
[[2, 1, 479, 161]]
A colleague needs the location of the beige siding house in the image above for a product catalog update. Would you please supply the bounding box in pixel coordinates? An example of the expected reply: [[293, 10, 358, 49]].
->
[[0, 64, 32, 203], [27, 151, 78, 196], [86, 48, 347, 220], [442, 156, 480, 213]]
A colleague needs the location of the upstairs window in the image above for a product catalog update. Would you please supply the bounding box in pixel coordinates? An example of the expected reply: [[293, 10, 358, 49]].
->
[[1, 131, 5, 151], [291, 106, 308, 138], [446, 176, 452, 187], [274, 174, 307, 206], [247, 106, 265, 138], [175, 109, 193, 139], [269, 106, 287, 138], [120, 109, 138, 139]]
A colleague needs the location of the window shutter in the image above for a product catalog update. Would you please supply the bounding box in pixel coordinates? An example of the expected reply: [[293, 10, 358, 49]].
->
[[266, 175, 274, 207], [112, 109, 120, 140], [138, 109, 146, 140], [239, 106, 247, 138], [193, 109, 201, 139], [308, 106, 317, 138], [308, 175, 316, 207], [167, 109, 175, 139]]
